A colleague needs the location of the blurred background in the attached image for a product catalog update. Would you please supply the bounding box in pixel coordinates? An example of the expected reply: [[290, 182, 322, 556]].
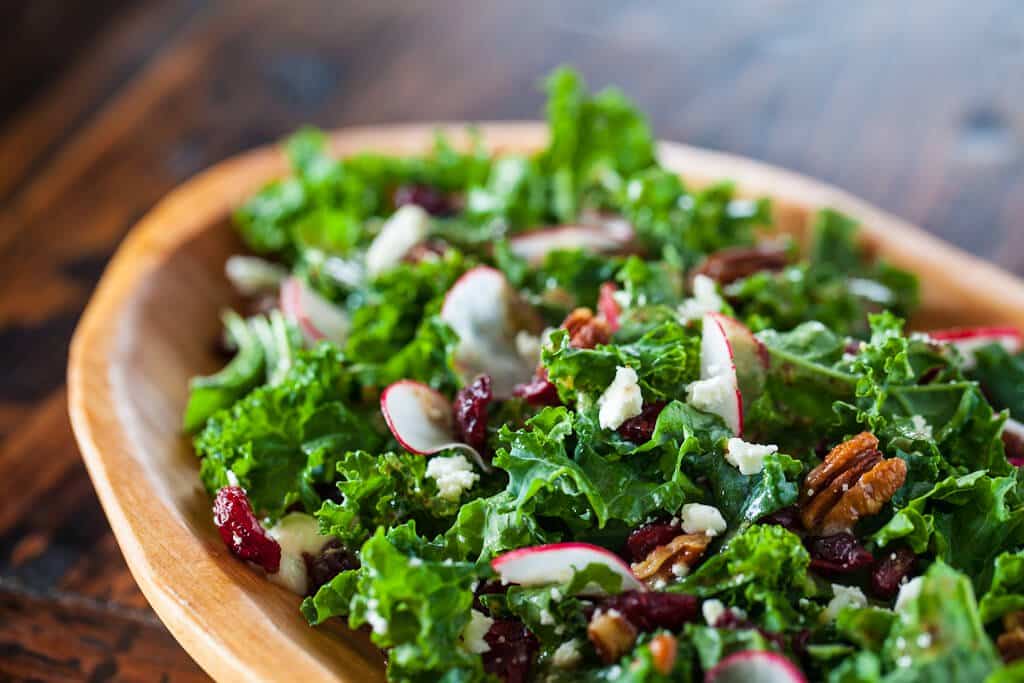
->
[[2, 1, 1023, 680]]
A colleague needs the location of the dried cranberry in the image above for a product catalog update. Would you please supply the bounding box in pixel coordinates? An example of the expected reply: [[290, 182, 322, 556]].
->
[[617, 401, 667, 443], [599, 591, 699, 633], [805, 533, 874, 575], [625, 519, 680, 562], [482, 618, 539, 683], [454, 375, 493, 452], [303, 539, 359, 596], [512, 370, 561, 407], [392, 183, 454, 216], [759, 506, 804, 533], [1004, 429, 1024, 466], [212, 486, 281, 573], [870, 546, 917, 599]]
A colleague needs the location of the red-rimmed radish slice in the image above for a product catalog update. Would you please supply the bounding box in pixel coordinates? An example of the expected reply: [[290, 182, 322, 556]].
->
[[508, 220, 635, 265], [491, 542, 646, 596], [704, 651, 807, 683], [694, 312, 745, 435], [379, 380, 487, 469], [280, 277, 349, 344], [929, 327, 1023, 367], [440, 266, 536, 398], [598, 282, 622, 332]]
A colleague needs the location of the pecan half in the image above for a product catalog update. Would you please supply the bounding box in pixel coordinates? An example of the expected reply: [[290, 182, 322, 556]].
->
[[561, 307, 612, 349], [587, 609, 638, 664], [630, 533, 711, 584], [800, 432, 907, 535], [690, 243, 790, 285], [999, 611, 1024, 663], [648, 633, 678, 675]]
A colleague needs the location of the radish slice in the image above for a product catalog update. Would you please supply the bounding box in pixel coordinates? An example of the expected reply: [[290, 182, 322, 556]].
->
[[929, 327, 1023, 368], [491, 542, 646, 596], [704, 651, 807, 683], [280, 277, 349, 344], [508, 220, 634, 265], [690, 312, 745, 435], [379, 380, 487, 469], [598, 282, 622, 332], [440, 266, 536, 398]]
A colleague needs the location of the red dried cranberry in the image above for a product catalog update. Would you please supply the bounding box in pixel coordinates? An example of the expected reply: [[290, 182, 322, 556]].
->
[[212, 486, 281, 573], [617, 401, 667, 443], [512, 369, 561, 407], [805, 533, 874, 575], [1004, 429, 1024, 466], [599, 591, 699, 632], [454, 375, 493, 452], [758, 505, 804, 533], [870, 546, 917, 600], [482, 618, 539, 683], [625, 519, 680, 562], [392, 183, 454, 216], [303, 539, 359, 596]]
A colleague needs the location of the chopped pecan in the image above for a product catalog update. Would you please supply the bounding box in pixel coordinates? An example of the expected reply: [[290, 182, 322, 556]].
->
[[999, 611, 1024, 663], [800, 432, 907, 535], [630, 533, 711, 584], [587, 609, 638, 664], [648, 633, 678, 675], [561, 307, 612, 349], [690, 243, 790, 285]]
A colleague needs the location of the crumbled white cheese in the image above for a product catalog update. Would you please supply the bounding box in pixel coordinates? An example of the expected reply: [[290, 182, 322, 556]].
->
[[597, 366, 643, 430], [678, 274, 725, 322], [680, 503, 727, 537], [365, 598, 388, 635], [917, 632, 932, 649], [686, 374, 735, 414], [702, 599, 726, 626], [824, 584, 868, 621], [515, 330, 543, 368], [894, 576, 924, 614], [671, 562, 690, 578], [365, 205, 431, 276], [426, 454, 479, 501], [225, 255, 288, 295], [539, 609, 556, 626], [460, 610, 493, 654], [725, 437, 779, 475], [551, 640, 583, 669], [265, 513, 330, 595], [908, 415, 933, 440]]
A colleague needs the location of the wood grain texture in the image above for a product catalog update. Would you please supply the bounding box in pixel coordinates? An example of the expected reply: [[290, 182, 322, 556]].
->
[[67, 123, 1024, 682], [3, 1, 1024, 679]]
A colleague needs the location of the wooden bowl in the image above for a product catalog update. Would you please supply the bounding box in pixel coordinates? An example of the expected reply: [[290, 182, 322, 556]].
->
[[68, 123, 1024, 682]]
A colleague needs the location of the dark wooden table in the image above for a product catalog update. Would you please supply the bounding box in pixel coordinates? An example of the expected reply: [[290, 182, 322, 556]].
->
[[2, 1, 1022, 680]]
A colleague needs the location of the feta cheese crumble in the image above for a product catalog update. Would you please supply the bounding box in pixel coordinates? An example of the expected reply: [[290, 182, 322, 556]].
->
[[365, 204, 431, 276], [725, 437, 778, 475], [680, 503, 727, 537], [426, 454, 479, 501], [515, 330, 543, 368], [598, 366, 643, 430], [686, 374, 735, 414], [678, 274, 725, 322], [702, 599, 726, 626], [459, 610, 494, 654], [908, 415, 933, 440], [552, 640, 583, 669], [824, 584, 868, 621]]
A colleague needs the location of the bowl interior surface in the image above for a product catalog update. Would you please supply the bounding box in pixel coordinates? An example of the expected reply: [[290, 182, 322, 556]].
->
[[68, 123, 1024, 682]]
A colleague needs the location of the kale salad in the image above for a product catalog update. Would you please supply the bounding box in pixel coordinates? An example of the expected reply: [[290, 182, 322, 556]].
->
[[186, 68, 1024, 683]]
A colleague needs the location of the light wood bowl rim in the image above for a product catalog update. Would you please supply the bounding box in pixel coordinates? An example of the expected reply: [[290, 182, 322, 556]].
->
[[68, 122, 1024, 682]]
